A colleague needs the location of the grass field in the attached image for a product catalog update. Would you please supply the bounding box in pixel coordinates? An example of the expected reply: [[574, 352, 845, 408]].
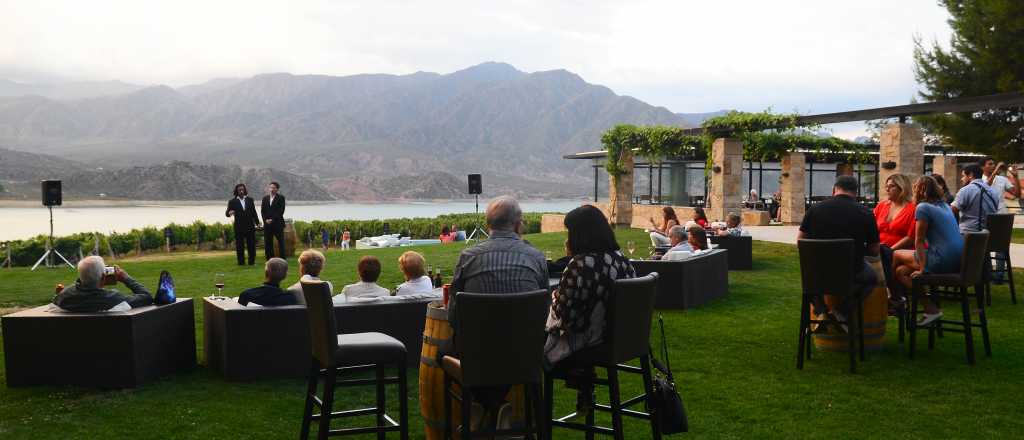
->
[[2, 229, 1023, 439]]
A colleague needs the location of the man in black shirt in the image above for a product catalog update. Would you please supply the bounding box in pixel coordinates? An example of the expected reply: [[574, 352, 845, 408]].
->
[[798, 176, 880, 328], [238, 258, 296, 306]]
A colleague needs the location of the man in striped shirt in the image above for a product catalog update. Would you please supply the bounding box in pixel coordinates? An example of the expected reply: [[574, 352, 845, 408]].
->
[[444, 195, 549, 423]]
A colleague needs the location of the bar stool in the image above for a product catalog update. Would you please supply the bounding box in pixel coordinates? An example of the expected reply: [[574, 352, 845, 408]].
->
[[909, 231, 991, 364], [299, 280, 409, 440], [796, 239, 866, 373], [984, 214, 1016, 305], [441, 289, 550, 439], [545, 273, 662, 440]]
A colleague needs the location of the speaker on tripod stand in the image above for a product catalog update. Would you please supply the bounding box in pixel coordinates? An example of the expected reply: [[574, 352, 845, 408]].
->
[[32, 180, 74, 271], [466, 174, 489, 241]]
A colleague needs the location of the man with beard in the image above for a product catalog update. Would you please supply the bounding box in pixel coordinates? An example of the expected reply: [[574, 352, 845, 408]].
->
[[226, 183, 260, 265]]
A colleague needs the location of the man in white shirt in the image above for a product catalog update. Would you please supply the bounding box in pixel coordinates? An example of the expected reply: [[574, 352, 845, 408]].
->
[[338, 256, 390, 299], [981, 157, 1018, 213], [981, 157, 1018, 283], [286, 249, 333, 304]]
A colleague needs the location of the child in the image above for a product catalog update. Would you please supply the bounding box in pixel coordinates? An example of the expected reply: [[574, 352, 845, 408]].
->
[[341, 228, 351, 250]]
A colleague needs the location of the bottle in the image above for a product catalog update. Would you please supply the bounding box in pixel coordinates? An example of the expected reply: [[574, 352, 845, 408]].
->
[[427, 266, 434, 284], [434, 270, 443, 288], [442, 283, 451, 308]]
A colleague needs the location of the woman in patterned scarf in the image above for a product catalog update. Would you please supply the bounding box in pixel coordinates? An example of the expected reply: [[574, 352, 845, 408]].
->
[[545, 205, 636, 413]]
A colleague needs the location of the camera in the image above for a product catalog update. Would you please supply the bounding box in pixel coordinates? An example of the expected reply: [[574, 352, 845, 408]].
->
[[103, 266, 118, 286]]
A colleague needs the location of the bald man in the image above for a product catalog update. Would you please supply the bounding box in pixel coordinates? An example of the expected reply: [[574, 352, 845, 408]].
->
[[52, 256, 153, 312]]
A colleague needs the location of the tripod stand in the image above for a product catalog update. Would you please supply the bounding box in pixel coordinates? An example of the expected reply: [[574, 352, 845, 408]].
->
[[31, 205, 74, 271], [466, 194, 489, 241]]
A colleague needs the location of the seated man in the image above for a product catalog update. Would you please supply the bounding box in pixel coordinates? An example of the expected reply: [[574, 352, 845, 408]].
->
[[286, 250, 333, 305], [798, 175, 880, 329], [716, 212, 747, 237], [338, 256, 390, 299], [53, 256, 153, 312], [238, 258, 296, 306], [653, 225, 691, 260], [444, 196, 549, 423]]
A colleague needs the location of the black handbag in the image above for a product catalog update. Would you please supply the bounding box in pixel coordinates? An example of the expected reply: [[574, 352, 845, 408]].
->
[[649, 314, 688, 434]]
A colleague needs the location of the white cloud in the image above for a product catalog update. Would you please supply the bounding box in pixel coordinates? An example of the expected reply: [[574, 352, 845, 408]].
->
[[0, 0, 952, 124]]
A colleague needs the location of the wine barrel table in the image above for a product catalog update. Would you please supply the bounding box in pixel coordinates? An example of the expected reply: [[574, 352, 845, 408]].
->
[[418, 301, 525, 438], [814, 257, 888, 351], [283, 221, 298, 257]]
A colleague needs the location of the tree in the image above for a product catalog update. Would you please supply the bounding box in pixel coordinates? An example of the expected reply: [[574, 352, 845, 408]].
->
[[913, 0, 1024, 161]]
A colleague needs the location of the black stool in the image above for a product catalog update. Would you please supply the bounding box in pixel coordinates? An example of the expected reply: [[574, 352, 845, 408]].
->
[[441, 289, 549, 439], [796, 239, 867, 374], [545, 273, 662, 440], [300, 280, 409, 440], [909, 231, 991, 365], [984, 214, 1016, 305]]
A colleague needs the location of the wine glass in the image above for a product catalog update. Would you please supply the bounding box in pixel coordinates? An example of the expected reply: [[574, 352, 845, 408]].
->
[[214, 273, 225, 297], [626, 240, 636, 257], [545, 250, 553, 261]]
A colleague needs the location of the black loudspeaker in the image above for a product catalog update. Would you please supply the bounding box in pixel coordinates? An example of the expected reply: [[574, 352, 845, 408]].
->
[[41, 180, 62, 206], [468, 174, 482, 195]]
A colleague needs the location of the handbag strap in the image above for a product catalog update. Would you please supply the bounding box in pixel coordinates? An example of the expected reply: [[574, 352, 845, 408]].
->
[[648, 314, 675, 382]]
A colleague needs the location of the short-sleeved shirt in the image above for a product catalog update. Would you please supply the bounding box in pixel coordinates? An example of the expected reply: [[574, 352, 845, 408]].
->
[[799, 194, 880, 273], [914, 201, 963, 273], [952, 179, 1000, 232], [988, 174, 1015, 212]]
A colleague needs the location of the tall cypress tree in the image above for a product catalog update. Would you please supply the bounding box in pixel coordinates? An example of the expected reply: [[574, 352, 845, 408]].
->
[[914, 0, 1024, 160]]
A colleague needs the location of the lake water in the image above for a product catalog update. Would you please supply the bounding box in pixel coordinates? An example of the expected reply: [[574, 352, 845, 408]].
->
[[0, 200, 585, 241]]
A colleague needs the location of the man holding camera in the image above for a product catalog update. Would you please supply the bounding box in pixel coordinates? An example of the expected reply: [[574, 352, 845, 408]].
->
[[52, 256, 153, 313]]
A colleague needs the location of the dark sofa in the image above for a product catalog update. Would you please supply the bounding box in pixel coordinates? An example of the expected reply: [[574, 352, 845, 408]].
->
[[2, 299, 196, 388], [710, 235, 753, 270], [203, 296, 436, 380], [632, 249, 730, 309]]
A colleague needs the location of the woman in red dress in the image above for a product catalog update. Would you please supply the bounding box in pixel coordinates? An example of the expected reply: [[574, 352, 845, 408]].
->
[[874, 173, 915, 306]]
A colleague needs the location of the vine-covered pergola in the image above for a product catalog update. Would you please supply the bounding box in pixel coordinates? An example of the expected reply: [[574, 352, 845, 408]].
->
[[566, 91, 1024, 226]]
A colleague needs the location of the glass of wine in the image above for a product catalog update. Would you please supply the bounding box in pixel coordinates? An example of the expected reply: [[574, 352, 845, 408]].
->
[[626, 240, 636, 258], [214, 273, 225, 297]]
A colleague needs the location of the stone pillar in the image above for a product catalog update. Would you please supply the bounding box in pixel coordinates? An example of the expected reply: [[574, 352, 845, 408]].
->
[[932, 155, 959, 192], [780, 152, 805, 225], [709, 138, 743, 222], [879, 123, 924, 186], [836, 163, 854, 177], [607, 149, 635, 227]]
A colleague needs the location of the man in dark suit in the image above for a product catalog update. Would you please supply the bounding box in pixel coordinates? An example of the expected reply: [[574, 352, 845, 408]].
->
[[261, 181, 287, 260], [226, 183, 260, 265]]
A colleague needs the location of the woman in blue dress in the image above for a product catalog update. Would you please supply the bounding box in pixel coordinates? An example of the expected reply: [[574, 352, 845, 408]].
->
[[893, 175, 964, 326]]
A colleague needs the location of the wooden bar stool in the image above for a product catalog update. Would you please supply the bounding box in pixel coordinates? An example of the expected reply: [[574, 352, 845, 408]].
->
[[796, 239, 866, 373]]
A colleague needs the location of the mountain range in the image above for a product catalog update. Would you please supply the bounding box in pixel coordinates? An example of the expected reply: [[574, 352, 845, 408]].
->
[[0, 62, 698, 200]]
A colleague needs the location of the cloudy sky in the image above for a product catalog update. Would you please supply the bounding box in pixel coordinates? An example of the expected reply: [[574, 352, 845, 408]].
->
[[0, 0, 953, 136]]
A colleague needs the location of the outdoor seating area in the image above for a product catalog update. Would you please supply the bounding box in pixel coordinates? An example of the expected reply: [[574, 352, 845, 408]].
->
[[632, 249, 729, 309], [2, 299, 196, 388]]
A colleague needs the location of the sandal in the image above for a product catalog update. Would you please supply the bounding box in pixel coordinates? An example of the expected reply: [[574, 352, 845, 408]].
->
[[917, 311, 943, 327]]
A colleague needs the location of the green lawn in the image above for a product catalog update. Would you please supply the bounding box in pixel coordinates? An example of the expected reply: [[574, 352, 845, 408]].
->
[[2, 230, 1023, 438], [1012, 227, 1024, 244]]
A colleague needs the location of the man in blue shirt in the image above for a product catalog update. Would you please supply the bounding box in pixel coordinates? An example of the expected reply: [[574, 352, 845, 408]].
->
[[951, 164, 999, 233]]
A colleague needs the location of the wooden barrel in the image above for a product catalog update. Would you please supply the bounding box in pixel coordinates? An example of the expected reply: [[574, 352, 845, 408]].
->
[[283, 221, 298, 257], [813, 257, 888, 352], [418, 302, 526, 438], [419, 301, 457, 439]]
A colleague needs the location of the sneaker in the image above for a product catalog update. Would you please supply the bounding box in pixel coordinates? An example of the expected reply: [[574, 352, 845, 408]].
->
[[810, 313, 828, 333], [830, 311, 849, 334], [917, 311, 943, 327]]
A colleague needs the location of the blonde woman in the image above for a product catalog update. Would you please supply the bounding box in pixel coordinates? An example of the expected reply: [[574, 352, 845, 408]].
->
[[395, 251, 433, 295], [875, 173, 916, 306]]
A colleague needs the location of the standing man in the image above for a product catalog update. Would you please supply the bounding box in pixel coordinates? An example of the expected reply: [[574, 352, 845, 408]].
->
[[261, 181, 287, 260], [226, 183, 260, 265], [980, 157, 1016, 283]]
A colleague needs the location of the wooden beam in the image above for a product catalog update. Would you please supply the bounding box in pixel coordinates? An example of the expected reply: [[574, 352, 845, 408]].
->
[[681, 91, 1024, 136]]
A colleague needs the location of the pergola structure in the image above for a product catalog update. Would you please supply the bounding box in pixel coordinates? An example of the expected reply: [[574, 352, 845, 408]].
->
[[565, 91, 1024, 227]]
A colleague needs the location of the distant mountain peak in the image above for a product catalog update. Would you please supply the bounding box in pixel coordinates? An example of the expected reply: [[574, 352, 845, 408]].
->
[[447, 62, 525, 82]]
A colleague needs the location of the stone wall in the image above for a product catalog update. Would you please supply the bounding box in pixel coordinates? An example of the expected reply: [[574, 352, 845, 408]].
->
[[709, 138, 744, 222], [607, 149, 635, 226], [932, 155, 960, 192], [780, 152, 805, 225], [879, 123, 924, 186]]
